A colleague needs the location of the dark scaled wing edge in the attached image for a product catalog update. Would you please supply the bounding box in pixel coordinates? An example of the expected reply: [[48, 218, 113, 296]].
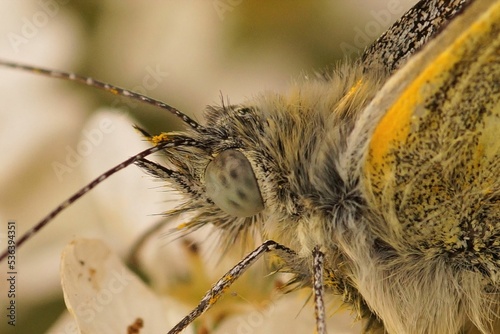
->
[[362, 0, 471, 73]]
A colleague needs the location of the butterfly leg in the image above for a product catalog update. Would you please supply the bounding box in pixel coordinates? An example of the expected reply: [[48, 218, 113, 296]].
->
[[312, 246, 327, 334], [167, 239, 296, 334]]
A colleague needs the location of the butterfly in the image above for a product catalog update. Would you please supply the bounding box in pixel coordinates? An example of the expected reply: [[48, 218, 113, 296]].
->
[[1, 0, 499, 333]]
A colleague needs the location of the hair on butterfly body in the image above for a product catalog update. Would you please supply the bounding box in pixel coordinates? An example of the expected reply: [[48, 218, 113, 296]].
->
[[130, 62, 386, 266], [2, 0, 500, 333]]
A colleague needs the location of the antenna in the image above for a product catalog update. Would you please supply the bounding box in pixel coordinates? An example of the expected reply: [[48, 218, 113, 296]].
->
[[0, 59, 202, 129], [0, 136, 200, 262]]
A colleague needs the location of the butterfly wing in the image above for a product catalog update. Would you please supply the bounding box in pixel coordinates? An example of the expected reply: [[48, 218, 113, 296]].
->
[[345, 0, 500, 332], [362, 0, 471, 73]]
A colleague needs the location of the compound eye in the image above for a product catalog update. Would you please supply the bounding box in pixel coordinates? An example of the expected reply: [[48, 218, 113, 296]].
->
[[205, 149, 264, 217]]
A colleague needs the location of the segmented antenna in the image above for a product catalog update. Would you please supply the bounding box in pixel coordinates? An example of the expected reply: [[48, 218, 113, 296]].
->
[[0, 59, 203, 262], [0, 59, 202, 129], [0, 136, 200, 262]]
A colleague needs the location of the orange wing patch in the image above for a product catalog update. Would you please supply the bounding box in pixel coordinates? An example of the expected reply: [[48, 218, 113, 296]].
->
[[363, 1, 500, 258]]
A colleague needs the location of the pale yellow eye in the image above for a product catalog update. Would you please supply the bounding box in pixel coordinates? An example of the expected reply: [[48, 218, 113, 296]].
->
[[205, 149, 264, 217]]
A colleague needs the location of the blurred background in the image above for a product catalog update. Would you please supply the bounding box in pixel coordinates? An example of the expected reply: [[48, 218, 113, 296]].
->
[[0, 1, 416, 333]]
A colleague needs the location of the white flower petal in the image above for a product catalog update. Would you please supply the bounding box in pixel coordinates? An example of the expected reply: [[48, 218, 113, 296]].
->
[[60, 238, 193, 334]]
